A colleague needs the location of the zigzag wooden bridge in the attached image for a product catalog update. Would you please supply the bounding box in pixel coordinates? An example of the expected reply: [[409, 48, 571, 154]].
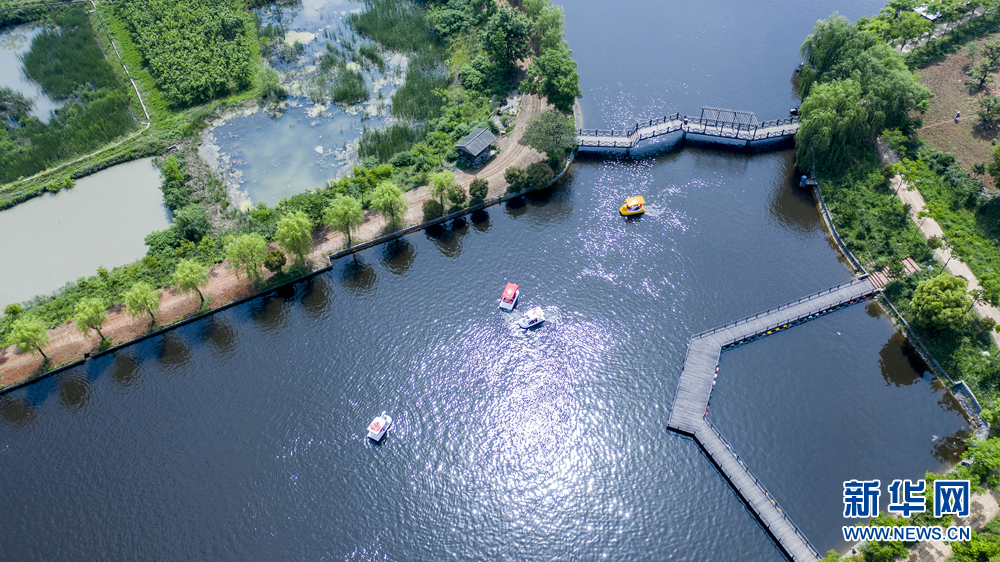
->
[[577, 107, 799, 153], [667, 276, 880, 562]]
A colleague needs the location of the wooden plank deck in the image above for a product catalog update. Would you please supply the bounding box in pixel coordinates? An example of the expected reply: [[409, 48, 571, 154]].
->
[[667, 276, 879, 562]]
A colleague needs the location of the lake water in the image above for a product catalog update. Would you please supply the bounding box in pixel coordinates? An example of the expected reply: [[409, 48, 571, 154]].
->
[[0, 158, 169, 308], [0, 1, 970, 560], [0, 24, 65, 124]]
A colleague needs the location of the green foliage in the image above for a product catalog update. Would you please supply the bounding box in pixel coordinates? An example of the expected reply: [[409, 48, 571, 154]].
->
[[73, 297, 108, 341], [159, 156, 191, 212], [172, 259, 209, 307], [9, 315, 49, 360], [0, 7, 136, 184], [258, 65, 287, 105], [797, 14, 930, 171], [20, 8, 117, 99], [173, 205, 211, 242], [447, 182, 467, 210], [950, 529, 1000, 562], [332, 66, 369, 105], [505, 166, 527, 191], [349, 0, 437, 52], [370, 181, 408, 229], [519, 109, 577, 160], [817, 551, 845, 562], [263, 249, 286, 274], [479, 3, 532, 73], [422, 198, 444, 221], [429, 171, 456, 208], [358, 43, 386, 72], [521, 44, 581, 113], [275, 210, 314, 266], [912, 273, 972, 331], [392, 50, 450, 121], [525, 161, 555, 189], [359, 123, 425, 164], [469, 178, 488, 203], [225, 233, 268, 283], [324, 195, 364, 247], [124, 281, 160, 324], [114, 0, 258, 106], [980, 96, 1000, 125], [961, 436, 1000, 491], [858, 514, 908, 562], [906, 5, 1000, 69], [4, 304, 22, 318]]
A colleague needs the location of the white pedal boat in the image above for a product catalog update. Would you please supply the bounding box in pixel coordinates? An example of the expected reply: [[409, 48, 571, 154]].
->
[[367, 411, 393, 441], [518, 307, 545, 329]]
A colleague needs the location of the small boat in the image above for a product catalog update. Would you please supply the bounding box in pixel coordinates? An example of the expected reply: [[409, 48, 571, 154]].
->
[[367, 411, 393, 441], [620, 196, 645, 216], [518, 306, 545, 329], [499, 282, 519, 311]]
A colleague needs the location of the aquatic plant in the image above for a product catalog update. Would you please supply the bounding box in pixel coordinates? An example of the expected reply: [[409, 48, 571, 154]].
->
[[359, 122, 425, 164], [332, 67, 369, 105]]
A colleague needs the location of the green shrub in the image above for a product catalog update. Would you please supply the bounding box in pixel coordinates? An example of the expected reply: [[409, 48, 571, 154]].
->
[[525, 161, 554, 189], [422, 199, 444, 221], [504, 166, 526, 191], [264, 249, 287, 273], [173, 204, 211, 242], [469, 178, 488, 203]]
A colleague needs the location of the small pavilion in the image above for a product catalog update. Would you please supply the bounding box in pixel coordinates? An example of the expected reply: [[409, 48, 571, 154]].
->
[[455, 127, 496, 167]]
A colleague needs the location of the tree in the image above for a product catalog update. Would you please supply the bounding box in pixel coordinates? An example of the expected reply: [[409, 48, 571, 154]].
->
[[858, 514, 909, 562], [479, 4, 532, 73], [911, 274, 972, 331], [124, 282, 161, 325], [795, 79, 868, 171], [980, 96, 1000, 126], [469, 178, 489, 203], [525, 161, 555, 189], [173, 204, 211, 241], [519, 109, 577, 160], [521, 45, 581, 113], [9, 315, 49, 361], [422, 199, 444, 221], [951, 530, 1000, 562], [225, 233, 268, 283], [505, 166, 527, 191], [275, 210, 313, 266], [4, 304, 21, 318], [447, 183, 467, 210], [370, 181, 408, 229], [74, 297, 108, 342], [429, 171, 456, 209], [172, 259, 210, 308], [264, 249, 286, 273], [961, 436, 1000, 491], [324, 195, 363, 247]]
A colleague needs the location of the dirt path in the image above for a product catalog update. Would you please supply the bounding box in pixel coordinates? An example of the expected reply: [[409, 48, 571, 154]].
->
[[0, 94, 552, 387], [888, 173, 1000, 348]]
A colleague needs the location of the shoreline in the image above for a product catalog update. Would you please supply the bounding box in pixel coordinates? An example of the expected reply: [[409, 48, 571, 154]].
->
[[0, 93, 564, 391]]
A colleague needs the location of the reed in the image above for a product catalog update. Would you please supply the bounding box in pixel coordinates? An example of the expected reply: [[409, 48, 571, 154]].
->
[[348, 0, 437, 53], [358, 122, 425, 163], [332, 67, 369, 105]]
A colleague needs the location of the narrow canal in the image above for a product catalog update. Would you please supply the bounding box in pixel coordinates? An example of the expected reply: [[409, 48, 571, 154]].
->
[[0, 0, 966, 559]]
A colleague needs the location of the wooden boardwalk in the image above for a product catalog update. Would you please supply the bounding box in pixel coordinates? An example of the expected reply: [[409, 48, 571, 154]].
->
[[667, 276, 879, 562], [577, 113, 799, 151]]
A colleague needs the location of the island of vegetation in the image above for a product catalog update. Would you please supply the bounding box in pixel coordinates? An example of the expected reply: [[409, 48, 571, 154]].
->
[[0, 0, 580, 387]]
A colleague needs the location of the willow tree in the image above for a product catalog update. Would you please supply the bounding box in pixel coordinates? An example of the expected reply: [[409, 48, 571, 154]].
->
[[74, 297, 109, 342], [370, 181, 408, 230], [275, 210, 314, 266], [173, 259, 210, 308], [796, 13, 930, 170], [324, 195, 363, 247], [10, 315, 49, 362], [124, 282, 161, 325], [225, 233, 268, 283]]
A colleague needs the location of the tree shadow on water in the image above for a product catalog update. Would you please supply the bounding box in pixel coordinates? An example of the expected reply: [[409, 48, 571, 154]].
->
[[426, 217, 470, 258], [933, 428, 970, 464], [247, 294, 292, 335], [106, 353, 143, 389], [299, 276, 333, 320], [338, 255, 377, 295], [153, 331, 192, 375], [380, 238, 416, 275], [470, 209, 491, 232], [190, 316, 239, 359], [878, 331, 927, 387], [0, 395, 37, 430], [56, 372, 92, 413]]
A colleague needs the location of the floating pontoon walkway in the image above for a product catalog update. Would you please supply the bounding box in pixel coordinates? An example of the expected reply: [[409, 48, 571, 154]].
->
[[577, 107, 799, 152], [667, 275, 879, 562]]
